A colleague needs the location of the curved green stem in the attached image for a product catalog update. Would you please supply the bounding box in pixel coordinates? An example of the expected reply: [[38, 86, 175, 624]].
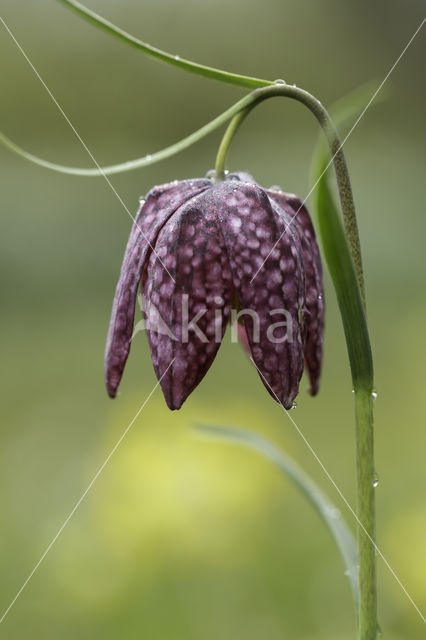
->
[[0, 92, 258, 176], [214, 107, 254, 181], [56, 0, 273, 90]]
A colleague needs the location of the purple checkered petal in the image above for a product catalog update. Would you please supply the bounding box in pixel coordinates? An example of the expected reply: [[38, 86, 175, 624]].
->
[[105, 178, 211, 397], [143, 190, 233, 410], [267, 189, 324, 395], [212, 181, 306, 409]]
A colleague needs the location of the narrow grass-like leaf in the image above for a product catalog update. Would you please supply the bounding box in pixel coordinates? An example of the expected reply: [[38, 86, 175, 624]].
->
[[194, 423, 359, 609], [0, 92, 257, 176], [310, 89, 376, 390], [56, 0, 272, 89], [314, 159, 373, 389]]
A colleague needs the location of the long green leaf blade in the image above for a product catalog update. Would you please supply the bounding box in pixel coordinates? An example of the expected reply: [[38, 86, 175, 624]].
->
[[310, 88, 376, 390], [195, 423, 359, 610], [56, 0, 272, 89], [0, 92, 256, 176]]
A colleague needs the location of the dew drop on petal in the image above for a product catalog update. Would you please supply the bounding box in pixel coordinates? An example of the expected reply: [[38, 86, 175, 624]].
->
[[274, 78, 286, 84]]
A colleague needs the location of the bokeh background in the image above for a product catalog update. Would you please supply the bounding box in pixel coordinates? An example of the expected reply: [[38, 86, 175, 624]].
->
[[1, 1, 425, 638]]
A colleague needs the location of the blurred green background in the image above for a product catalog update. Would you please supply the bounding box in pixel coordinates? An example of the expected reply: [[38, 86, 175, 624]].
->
[[1, 1, 425, 638]]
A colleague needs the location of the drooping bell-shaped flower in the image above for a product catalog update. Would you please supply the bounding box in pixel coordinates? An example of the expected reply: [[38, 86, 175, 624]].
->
[[105, 172, 324, 410]]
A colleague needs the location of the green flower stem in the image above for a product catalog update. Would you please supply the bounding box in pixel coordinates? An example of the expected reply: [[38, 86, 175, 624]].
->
[[355, 389, 377, 640], [214, 107, 254, 181], [315, 156, 377, 639], [214, 83, 365, 301], [56, 0, 273, 90], [311, 87, 381, 638]]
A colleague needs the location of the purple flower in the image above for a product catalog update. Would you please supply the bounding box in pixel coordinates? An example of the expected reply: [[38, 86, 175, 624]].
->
[[105, 172, 324, 410]]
